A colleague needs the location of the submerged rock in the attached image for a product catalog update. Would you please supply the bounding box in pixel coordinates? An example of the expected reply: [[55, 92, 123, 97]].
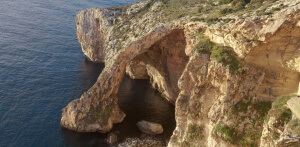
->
[[107, 132, 118, 145], [136, 120, 163, 135], [117, 137, 166, 147]]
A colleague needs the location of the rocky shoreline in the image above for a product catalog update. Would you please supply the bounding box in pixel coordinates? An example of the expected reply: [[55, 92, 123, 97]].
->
[[61, 0, 300, 146]]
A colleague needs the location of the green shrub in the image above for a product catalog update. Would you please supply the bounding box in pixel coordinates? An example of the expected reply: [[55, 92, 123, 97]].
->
[[231, 0, 250, 9], [256, 5, 284, 16], [232, 100, 271, 117], [266, 94, 296, 123], [194, 37, 214, 53], [219, 8, 233, 15], [211, 46, 243, 75], [188, 125, 204, 140], [211, 46, 230, 62], [219, 0, 233, 4], [271, 7, 281, 12], [255, 9, 265, 15], [198, 6, 203, 13], [214, 125, 235, 143], [166, 0, 200, 8], [191, 17, 205, 22], [202, 6, 214, 13], [272, 95, 295, 110], [249, 0, 263, 4], [232, 101, 251, 114], [223, 18, 235, 23], [205, 17, 219, 25], [278, 109, 292, 122], [249, 0, 278, 7], [253, 102, 272, 117], [194, 33, 242, 74], [263, 11, 273, 15]]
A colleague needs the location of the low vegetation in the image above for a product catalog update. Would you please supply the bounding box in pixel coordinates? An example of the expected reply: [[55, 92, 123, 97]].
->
[[272, 95, 294, 110], [214, 125, 236, 143], [214, 124, 261, 146], [232, 100, 271, 119], [262, 94, 299, 141], [194, 33, 243, 75], [267, 94, 296, 122], [110, 0, 286, 51], [219, 8, 233, 15], [188, 124, 205, 140], [214, 94, 272, 146], [219, 0, 233, 5], [286, 116, 300, 136], [82, 105, 112, 126]]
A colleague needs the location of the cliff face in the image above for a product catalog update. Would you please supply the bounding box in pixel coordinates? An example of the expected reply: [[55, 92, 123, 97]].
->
[[62, 0, 300, 146]]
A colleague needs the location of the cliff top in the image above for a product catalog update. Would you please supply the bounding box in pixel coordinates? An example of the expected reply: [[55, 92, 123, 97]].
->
[[76, 0, 299, 72], [84, 0, 299, 51]]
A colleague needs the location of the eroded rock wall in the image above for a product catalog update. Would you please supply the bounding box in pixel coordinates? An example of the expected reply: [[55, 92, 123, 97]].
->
[[204, 6, 300, 73], [62, 0, 300, 146], [169, 54, 299, 147], [76, 8, 110, 62], [126, 29, 189, 103]]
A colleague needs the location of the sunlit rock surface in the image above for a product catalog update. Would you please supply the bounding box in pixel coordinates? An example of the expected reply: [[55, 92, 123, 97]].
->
[[61, 0, 300, 146], [137, 120, 164, 135]]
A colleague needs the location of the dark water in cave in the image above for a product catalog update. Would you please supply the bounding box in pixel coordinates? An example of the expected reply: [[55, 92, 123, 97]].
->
[[116, 75, 176, 141], [0, 0, 175, 146], [62, 75, 176, 146]]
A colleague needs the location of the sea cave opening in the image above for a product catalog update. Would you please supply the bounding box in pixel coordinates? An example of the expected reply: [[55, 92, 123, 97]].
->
[[60, 29, 189, 146], [114, 29, 189, 144]]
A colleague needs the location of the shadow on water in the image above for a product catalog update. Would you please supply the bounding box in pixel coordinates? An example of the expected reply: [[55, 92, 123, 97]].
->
[[77, 59, 105, 91], [61, 60, 176, 146], [115, 75, 176, 141], [61, 128, 108, 147], [61, 59, 107, 146]]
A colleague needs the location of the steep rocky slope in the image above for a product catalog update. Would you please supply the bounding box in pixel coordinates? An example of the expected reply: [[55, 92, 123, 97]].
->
[[61, 0, 300, 146]]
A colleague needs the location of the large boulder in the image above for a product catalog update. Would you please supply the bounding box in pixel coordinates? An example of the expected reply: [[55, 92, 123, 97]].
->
[[287, 96, 300, 120], [136, 120, 163, 135]]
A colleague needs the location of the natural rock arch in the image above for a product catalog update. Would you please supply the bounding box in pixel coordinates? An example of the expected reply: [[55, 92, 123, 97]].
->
[[61, 28, 189, 133]]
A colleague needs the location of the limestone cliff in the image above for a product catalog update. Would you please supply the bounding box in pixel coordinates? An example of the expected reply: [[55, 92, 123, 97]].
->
[[61, 0, 300, 146]]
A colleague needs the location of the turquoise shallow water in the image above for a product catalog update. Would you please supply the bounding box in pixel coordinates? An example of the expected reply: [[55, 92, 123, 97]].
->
[[0, 0, 175, 146]]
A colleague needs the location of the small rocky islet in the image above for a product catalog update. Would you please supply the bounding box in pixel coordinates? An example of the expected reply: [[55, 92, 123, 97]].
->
[[61, 0, 300, 146]]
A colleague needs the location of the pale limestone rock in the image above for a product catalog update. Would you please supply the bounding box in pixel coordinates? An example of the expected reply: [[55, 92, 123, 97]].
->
[[298, 82, 300, 96], [287, 97, 300, 120], [76, 8, 111, 62], [126, 0, 151, 15], [126, 60, 149, 79], [61, 0, 300, 146], [261, 114, 300, 147], [136, 120, 163, 135]]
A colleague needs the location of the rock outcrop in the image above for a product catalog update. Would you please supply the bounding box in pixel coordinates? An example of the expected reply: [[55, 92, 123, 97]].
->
[[107, 132, 118, 145], [260, 94, 300, 146], [61, 0, 300, 146], [287, 97, 300, 120], [137, 120, 164, 135]]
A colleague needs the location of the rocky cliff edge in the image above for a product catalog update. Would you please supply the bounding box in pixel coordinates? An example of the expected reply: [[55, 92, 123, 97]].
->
[[61, 0, 300, 146]]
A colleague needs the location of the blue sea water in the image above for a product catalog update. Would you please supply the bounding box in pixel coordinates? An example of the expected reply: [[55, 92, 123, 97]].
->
[[0, 0, 175, 146]]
